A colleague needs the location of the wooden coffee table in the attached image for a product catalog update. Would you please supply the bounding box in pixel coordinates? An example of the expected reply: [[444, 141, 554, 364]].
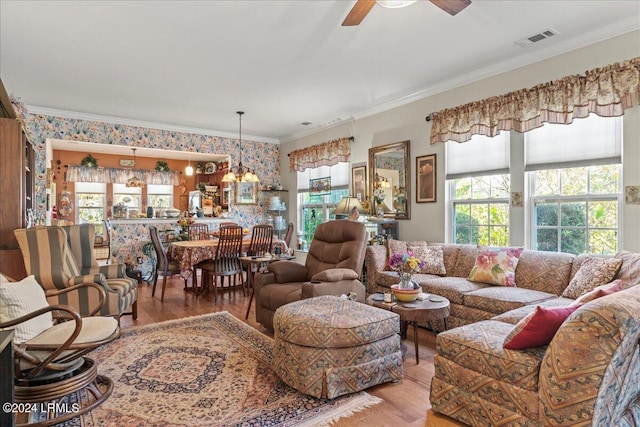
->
[[367, 293, 450, 364]]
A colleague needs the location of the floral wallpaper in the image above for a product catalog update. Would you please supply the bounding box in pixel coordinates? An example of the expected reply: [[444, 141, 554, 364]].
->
[[11, 98, 280, 229]]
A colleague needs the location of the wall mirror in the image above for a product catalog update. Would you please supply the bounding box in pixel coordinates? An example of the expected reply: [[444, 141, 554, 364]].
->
[[369, 140, 410, 219]]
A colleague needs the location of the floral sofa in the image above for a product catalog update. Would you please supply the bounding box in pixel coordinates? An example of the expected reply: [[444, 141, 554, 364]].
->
[[365, 241, 640, 426]]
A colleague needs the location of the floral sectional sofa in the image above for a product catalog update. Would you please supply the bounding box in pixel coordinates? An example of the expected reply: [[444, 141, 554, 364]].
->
[[365, 241, 640, 426]]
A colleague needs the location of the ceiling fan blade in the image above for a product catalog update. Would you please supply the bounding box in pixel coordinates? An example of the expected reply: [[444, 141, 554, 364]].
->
[[429, 0, 471, 16], [342, 0, 376, 26]]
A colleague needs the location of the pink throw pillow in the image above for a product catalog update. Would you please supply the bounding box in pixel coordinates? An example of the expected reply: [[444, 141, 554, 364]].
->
[[570, 279, 624, 305], [503, 305, 580, 350], [468, 247, 523, 287]]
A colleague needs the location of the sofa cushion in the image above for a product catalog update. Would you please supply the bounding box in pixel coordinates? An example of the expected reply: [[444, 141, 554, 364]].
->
[[503, 305, 581, 350], [451, 245, 478, 278], [468, 247, 523, 287], [491, 297, 575, 325], [409, 245, 446, 275], [614, 251, 640, 287], [562, 256, 622, 299], [570, 279, 623, 305], [514, 250, 575, 295], [436, 320, 546, 392], [420, 277, 489, 305], [463, 286, 557, 315], [273, 295, 399, 348]]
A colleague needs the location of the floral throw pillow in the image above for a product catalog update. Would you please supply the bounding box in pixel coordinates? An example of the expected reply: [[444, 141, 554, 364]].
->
[[503, 305, 580, 350], [468, 247, 524, 287], [409, 245, 446, 275], [562, 257, 623, 299]]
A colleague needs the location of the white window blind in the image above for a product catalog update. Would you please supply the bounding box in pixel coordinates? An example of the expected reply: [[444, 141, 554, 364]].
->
[[297, 162, 349, 191], [446, 133, 510, 180], [525, 114, 622, 171]]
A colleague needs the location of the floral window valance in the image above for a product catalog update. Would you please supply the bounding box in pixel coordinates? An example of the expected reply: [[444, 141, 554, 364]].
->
[[430, 57, 640, 144], [289, 137, 351, 172], [66, 165, 180, 185]]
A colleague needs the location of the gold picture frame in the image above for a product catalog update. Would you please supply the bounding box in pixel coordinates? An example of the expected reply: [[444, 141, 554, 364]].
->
[[235, 182, 258, 205]]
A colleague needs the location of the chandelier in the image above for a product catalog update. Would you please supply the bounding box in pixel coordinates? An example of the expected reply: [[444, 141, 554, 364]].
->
[[221, 111, 260, 183]]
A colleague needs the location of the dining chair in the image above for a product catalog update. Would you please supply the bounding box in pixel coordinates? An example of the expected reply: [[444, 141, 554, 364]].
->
[[188, 223, 209, 241], [149, 226, 187, 302], [284, 222, 294, 248], [244, 225, 274, 288], [200, 225, 244, 302]]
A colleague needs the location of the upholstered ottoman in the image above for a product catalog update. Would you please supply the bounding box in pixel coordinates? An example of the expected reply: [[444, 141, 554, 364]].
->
[[272, 295, 404, 399]]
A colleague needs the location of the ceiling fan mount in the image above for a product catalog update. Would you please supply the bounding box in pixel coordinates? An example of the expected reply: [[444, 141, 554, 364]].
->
[[342, 0, 471, 26]]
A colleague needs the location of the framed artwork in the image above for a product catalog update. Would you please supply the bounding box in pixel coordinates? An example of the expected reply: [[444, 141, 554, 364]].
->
[[309, 177, 331, 196], [625, 186, 640, 204], [416, 154, 436, 203], [235, 182, 258, 205], [351, 165, 367, 202]]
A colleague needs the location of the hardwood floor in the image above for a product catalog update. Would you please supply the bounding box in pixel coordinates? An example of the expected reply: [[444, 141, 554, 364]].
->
[[120, 276, 452, 427]]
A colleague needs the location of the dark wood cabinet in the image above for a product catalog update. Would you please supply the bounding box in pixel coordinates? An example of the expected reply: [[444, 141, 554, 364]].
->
[[0, 79, 33, 279], [196, 168, 229, 208]]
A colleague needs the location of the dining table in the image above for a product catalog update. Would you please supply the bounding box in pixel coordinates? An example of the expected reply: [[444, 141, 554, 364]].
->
[[169, 237, 288, 279]]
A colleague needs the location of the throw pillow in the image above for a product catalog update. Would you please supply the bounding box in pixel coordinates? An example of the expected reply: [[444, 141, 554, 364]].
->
[[0, 275, 53, 344], [562, 257, 623, 299], [468, 247, 524, 287], [385, 239, 408, 271], [503, 305, 580, 350], [570, 279, 624, 305], [409, 245, 446, 275]]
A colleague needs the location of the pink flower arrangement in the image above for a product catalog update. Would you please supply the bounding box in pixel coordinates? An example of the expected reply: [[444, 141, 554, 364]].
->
[[388, 251, 425, 275]]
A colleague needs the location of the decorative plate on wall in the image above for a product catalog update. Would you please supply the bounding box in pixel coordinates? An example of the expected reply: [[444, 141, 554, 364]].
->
[[204, 162, 216, 174]]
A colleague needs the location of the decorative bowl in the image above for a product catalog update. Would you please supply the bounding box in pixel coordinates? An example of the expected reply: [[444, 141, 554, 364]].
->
[[391, 284, 420, 302], [165, 208, 180, 218]]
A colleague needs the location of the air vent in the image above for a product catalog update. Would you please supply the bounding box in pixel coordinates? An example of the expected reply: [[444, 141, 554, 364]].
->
[[300, 122, 312, 126], [515, 28, 559, 47]]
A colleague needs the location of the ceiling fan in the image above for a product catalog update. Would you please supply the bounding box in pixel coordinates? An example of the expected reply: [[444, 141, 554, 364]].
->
[[342, 0, 471, 26]]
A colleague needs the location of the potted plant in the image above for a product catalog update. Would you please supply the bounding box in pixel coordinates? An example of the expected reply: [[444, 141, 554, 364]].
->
[[80, 154, 98, 168], [195, 162, 204, 174], [155, 161, 170, 172]]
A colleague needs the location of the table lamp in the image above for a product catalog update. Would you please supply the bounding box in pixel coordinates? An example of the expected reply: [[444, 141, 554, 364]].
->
[[332, 196, 368, 220]]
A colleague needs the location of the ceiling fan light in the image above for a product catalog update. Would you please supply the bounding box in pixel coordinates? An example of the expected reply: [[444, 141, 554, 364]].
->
[[376, 0, 417, 9]]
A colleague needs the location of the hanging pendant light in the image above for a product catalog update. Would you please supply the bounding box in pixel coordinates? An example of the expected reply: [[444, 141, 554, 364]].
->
[[185, 151, 194, 176], [126, 148, 144, 187], [222, 111, 260, 183]]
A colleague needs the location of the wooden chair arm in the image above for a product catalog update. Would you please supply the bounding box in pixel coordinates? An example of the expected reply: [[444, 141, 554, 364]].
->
[[1, 304, 83, 377]]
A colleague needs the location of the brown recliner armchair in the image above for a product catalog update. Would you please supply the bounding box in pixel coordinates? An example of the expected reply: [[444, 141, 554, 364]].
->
[[254, 220, 367, 330]]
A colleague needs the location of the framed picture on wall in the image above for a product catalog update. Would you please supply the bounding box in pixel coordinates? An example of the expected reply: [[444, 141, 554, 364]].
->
[[235, 182, 258, 205], [351, 165, 367, 202], [416, 154, 436, 203], [309, 177, 331, 196]]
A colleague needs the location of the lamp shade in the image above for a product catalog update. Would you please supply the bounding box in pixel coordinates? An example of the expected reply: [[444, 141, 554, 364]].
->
[[332, 196, 368, 219]]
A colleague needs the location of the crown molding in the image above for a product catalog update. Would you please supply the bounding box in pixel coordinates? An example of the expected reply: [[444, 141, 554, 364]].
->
[[25, 106, 281, 145], [282, 21, 640, 143]]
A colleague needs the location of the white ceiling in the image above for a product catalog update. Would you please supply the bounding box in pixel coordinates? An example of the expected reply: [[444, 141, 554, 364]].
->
[[1, 0, 639, 143]]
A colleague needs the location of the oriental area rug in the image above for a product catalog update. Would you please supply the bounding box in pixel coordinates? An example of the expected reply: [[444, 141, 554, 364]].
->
[[75, 312, 381, 427]]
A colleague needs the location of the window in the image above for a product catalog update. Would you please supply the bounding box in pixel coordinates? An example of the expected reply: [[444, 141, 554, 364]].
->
[[75, 182, 106, 234], [147, 184, 174, 210], [447, 133, 511, 245], [450, 175, 510, 246], [527, 115, 622, 255], [297, 162, 349, 248], [530, 166, 620, 254], [113, 183, 142, 212]]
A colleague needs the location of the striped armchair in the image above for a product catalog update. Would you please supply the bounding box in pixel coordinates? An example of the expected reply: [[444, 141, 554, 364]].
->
[[14, 225, 137, 323]]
